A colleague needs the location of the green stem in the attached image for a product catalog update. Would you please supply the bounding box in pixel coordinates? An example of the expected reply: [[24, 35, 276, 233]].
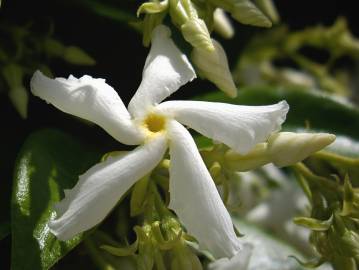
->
[[313, 151, 359, 168], [84, 237, 116, 270], [292, 162, 340, 192]]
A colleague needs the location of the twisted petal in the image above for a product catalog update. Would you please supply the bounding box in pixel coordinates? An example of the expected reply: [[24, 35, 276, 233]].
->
[[208, 243, 253, 270], [128, 25, 196, 118], [49, 135, 167, 240], [168, 120, 241, 258], [158, 100, 289, 154], [31, 71, 145, 145]]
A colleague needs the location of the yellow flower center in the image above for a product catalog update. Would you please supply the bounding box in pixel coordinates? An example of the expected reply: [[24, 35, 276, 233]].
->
[[143, 113, 167, 134]]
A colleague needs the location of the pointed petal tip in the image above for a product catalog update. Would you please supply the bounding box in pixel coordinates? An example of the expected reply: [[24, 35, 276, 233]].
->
[[224, 86, 237, 98], [30, 70, 46, 95]]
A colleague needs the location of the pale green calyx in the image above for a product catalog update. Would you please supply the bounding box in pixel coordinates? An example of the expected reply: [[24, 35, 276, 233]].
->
[[224, 143, 271, 171], [191, 39, 237, 97]]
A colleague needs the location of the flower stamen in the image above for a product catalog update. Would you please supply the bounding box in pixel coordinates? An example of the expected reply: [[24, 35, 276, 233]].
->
[[143, 113, 167, 134]]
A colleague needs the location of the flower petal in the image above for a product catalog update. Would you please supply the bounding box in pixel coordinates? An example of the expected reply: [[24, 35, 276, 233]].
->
[[31, 71, 145, 145], [168, 120, 241, 258], [49, 135, 167, 240], [158, 100, 289, 154], [128, 25, 196, 118]]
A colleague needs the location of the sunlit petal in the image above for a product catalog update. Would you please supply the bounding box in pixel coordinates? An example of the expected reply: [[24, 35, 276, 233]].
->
[[158, 100, 289, 154], [168, 120, 241, 258], [31, 71, 145, 145], [128, 25, 196, 118], [49, 135, 167, 240]]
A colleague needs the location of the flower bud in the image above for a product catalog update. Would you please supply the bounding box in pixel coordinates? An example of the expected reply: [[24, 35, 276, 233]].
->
[[268, 132, 336, 167], [63, 46, 96, 66], [8, 86, 29, 119], [191, 39, 237, 97], [213, 8, 234, 39], [231, 0, 272, 28], [253, 0, 280, 24], [181, 18, 214, 52], [2, 64, 28, 118]]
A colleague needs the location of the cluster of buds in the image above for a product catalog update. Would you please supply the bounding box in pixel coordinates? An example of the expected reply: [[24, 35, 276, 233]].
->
[[293, 173, 359, 270], [136, 0, 278, 97], [235, 18, 359, 96], [102, 217, 202, 270], [95, 159, 203, 270]]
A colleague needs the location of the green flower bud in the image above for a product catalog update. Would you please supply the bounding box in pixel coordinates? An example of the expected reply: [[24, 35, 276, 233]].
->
[[268, 132, 336, 167], [253, 0, 279, 24], [191, 39, 237, 97], [2, 64, 28, 119], [44, 38, 65, 57], [231, 0, 272, 28], [131, 175, 150, 217], [8, 86, 28, 119], [64, 46, 96, 66], [213, 8, 234, 39], [181, 18, 214, 51]]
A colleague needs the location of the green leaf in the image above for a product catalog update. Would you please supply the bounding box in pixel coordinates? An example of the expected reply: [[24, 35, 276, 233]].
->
[[0, 221, 10, 240], [197, 86, 359, 140], [11, 129, 103, 270]]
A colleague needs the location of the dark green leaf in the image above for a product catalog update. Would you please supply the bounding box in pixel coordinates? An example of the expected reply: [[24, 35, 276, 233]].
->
[[0, 221, 10, 240], [11, 129, 103, 270], [197, 86, 359, 140]]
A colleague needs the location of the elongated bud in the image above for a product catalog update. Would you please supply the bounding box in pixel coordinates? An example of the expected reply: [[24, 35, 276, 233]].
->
[[64, 46, 96, 66], [213, 8, 234, 39], [224, 143, 270, 171], [268, 132, 336, 167], [231, 0, 272, 28], [181, 18, 215, 51], [192, 39, 237, 97], [168, 0, 214, 51], [2, 64, 28, 119], [253, 0, 279, 24], [8, 86, 29, 119]]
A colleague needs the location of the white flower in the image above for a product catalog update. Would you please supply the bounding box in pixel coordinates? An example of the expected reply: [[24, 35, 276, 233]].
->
[[30, 25, 289, 259]]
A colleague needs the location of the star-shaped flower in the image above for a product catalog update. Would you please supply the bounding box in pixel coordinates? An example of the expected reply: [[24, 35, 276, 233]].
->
[[30, 25, 288, 260]]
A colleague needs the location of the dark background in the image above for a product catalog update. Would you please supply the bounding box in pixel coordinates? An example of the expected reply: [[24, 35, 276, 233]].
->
[[1, 0, 359, 268]]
